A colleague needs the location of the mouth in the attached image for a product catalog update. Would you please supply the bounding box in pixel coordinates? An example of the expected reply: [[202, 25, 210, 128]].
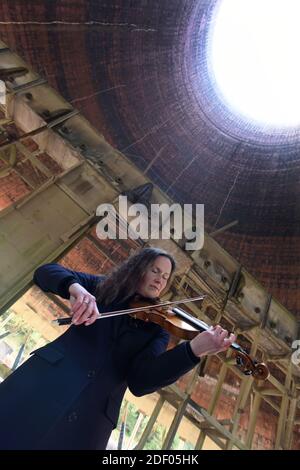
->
[[150, 285, 159, 291]]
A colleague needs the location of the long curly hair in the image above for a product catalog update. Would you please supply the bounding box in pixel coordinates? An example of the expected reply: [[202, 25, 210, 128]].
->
[[96, 247, 176, 306]]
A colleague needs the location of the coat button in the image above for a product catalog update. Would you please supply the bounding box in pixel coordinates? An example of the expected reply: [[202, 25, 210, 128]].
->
[[68, 411, 78, 422], [87, 370, 96, 378]]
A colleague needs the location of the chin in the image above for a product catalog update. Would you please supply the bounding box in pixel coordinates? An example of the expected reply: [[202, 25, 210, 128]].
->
[[137, 288, 160, 299], [143, 290, 158, 299]]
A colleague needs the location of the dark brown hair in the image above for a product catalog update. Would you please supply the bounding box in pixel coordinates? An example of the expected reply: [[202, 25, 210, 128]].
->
[[96, 247, 176, 306]]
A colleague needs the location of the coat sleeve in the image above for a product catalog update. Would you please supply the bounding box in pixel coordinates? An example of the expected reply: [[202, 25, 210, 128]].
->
[[33, 263, 105, 299], [127, 328, 200, 397]]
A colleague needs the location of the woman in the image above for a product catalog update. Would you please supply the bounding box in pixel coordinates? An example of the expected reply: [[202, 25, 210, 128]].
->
[[0, 247, 235, 450]]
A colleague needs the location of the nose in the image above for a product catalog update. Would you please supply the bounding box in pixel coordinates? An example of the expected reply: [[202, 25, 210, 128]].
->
[[154, 274, 164, 286]]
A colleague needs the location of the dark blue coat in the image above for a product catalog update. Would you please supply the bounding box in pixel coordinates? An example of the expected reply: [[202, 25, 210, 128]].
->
[[0, 264, 199, 450]]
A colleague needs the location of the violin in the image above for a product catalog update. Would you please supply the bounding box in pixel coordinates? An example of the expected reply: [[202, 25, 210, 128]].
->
[[54, 295, 269, 381]]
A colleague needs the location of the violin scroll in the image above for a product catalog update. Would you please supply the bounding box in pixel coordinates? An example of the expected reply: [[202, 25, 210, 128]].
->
[[235, 351, 269, 381]]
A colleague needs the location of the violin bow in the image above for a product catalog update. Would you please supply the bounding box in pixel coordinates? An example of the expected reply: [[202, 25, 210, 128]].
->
[[52, 294, 207, 325]]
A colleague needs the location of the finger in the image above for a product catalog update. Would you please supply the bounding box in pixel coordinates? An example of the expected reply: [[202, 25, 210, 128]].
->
[[72, 296, 90, 315], [76, 301, 94, 325], [213, 325, 223, 335], [228, 333, 236, 343], [69, 295, 77, 309], [72, 298, 90, 323], [85, 302, 101, 325], [71, 295, 84, 313], [84, 301, 99, 323], [81, 300, 100, 324], [166, 308, 175, 316], [221, 333, 235, 344], [72, 293, 95, 314], [219, 330, 229, 342], [72, 302, 87, 322], [221, 332, 236, 349], [221, 338, 234, 350], [85, 310, 99, 326]]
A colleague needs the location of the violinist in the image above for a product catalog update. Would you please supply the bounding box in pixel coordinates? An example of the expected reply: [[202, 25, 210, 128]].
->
[[0, 246, 236, 450]]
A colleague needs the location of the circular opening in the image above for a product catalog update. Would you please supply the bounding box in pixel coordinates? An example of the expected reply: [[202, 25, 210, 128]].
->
[[210, 0, 300, 128]]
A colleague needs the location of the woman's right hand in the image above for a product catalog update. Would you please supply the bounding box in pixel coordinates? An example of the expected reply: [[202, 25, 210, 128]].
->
[[68, 283, 101, 326]]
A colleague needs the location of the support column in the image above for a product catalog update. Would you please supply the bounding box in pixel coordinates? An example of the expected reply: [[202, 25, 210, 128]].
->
[[226, 329, 260, 449], [161, 398, 188, 450], [245, 388, 262, 448], [275, 363, 292, 449], [135, 396, 165, 450]]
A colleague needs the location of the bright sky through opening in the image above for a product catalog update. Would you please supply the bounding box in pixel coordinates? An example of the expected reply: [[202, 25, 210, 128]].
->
[[211, 0, 300, 127]]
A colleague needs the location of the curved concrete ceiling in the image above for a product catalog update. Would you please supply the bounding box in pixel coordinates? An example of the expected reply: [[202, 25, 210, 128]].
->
[[1, 0, 300, 316]]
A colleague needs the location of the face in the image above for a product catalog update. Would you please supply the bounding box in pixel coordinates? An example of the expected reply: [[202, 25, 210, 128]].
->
[[136, 256, 172, 298]]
